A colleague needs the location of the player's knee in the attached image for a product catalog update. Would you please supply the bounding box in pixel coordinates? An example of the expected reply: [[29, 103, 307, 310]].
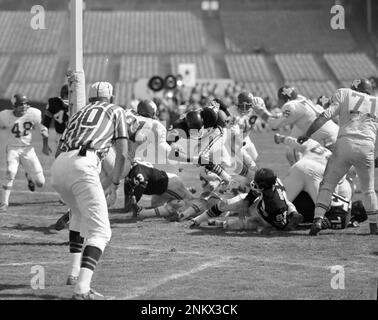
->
[[6, 169, 17, 181], [86, 231, 112, 252], [35, 175, 45, 188]]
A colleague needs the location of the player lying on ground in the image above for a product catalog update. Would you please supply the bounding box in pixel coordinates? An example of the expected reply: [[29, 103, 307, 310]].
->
[[251, 86, 339, 165], [123, 160, 194, 216], [188, 168, 303, 232], [0, 94, 49, 211], [298, 78, 378, 235]]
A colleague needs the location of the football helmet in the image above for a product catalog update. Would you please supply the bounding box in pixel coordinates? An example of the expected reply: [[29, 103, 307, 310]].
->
[[251, 168, 277, 191], [137, 99, 157, 118], [237, 91, 254, 114], [350, 78, 373, 95], [316, 95, 330, 109], [185, 110, 204, 139], [12, 93, 29, 107], [200, 107, 218, 128], [277, 85, 298, 103]]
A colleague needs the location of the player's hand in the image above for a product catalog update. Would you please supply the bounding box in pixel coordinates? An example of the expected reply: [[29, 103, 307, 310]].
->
[[42, 145, 52, 156], [297, 135, 309, 144], [274, 133, 285, 144], [106, 183, 118, 207]]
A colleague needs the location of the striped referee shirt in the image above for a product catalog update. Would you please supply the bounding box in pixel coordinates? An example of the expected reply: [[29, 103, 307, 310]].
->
[[60, 101, 128, 153]]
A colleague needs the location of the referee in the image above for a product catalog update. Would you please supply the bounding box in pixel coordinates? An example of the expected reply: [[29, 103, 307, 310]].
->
[[51, 81, 131, 300]]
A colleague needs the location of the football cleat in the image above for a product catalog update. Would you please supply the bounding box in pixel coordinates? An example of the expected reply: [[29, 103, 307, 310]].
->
[[72, 289, 106, 300], [274, 133, 285, 144], [66, 275, 78, 285], [54, 210, 70, 231], [309, 217, 331, 236], [188, 219, 200, 229], [369, 223, 378, 235], [0, 203, 8, 212], [285, 212, 304, 231], [27, 179, 35, 192]]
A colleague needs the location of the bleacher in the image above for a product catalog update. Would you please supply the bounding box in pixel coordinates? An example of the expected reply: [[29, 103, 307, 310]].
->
[[170, 55, 217, 79], [221, 10, 356, 53], [289, 80, 337, 100], [119, 55, 161, 82], [4, 83, 51, 101], [225, 54, 273, 81], [84, 55, 110, 82], [83, 11, 206, 53], [114, 82, 135, 107], [0, 11, 66, 53], [242, 82, 278, 101], [324, 53, 378, 88], [275, 54, 326, 81]]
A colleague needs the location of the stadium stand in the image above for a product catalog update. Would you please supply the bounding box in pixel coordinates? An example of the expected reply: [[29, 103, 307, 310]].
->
[[323, 53, 378, 88], [0, 55, 10, 80], [242, 81, 278, 102], [0, 11, 66, 53], [275, 54, 327, 81], [114, 82, 135, 107], [12, 55, 59, 83], [84, 55, 111, 82], [83, 11, 206, 53], [221, 10, 356, 53], [119, 55, 161, 82], [4, 83, 51, 101], [170, 55, 217, 79], [225, 54, 273, 81], [289, 80, 337, 101]]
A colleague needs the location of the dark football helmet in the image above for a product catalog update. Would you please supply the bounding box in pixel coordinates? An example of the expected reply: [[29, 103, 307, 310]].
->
[[137, 99, 157, 118], [237, 91, 254, 114], [200, 107, 218, 128], [277, 85, 298, 103], [11, 93, 29, 107], [350, 78, 373, 95], [252, 168, 277, 191], [185, 110, 204, 130], [316, 95, 330, 109]]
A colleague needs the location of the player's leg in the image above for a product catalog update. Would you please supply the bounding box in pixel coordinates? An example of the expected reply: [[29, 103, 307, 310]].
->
[[21, 147, 45, 188], [282, 167, 305, 202], [71, 163, 111, 295], [311, 142, 351, 235], [1, 147, 21, 209], [190, 193, 246, 227], [286, 126, 303, 165], [352, 145, 378, 234], [51, 156, 84, 284], [138, 199, 186, 220]]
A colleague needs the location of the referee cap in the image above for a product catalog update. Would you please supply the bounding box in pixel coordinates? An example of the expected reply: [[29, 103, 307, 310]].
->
[[89, 81, 113, 100]]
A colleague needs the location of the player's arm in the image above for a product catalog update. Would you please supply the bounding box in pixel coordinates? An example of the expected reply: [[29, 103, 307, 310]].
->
[[267, 105, 296, 130], [303, 90, 342, 139], [276, 134, 307, 153]]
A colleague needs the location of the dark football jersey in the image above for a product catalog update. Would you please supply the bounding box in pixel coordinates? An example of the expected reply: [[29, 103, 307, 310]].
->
[[42, 97, 69, 134], [245, 180, 290, 230], [125, 162, 169, 202]]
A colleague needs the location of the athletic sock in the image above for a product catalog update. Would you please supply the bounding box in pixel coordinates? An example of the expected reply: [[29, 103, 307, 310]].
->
[[2, 184, 12, 205], [69, 230, 84, 277], [75, 245, 102, 294], [193, 204, 223, 224]]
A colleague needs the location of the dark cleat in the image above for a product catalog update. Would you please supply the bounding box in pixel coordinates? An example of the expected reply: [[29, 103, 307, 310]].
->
[[285, 212, 304, 231], [72, 289, 107, 300], [54, 210, 70, 231], [28, 180, 35, 192], [369, 223, 377, 235], [309, 218, 323, 236]]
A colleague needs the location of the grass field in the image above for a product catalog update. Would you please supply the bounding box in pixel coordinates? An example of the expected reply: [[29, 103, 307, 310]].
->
[[0, 130, 377, 300]]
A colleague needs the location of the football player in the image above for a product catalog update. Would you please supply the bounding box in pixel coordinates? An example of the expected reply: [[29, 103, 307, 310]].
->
[[251, 86, 339, 165], [42, 84, 69, 155], [0, 94, 49, 211], [189, 168, 303, 232], [131, 99, 172, 164], [298, 78, 378, 235], [123, 160, 194, 215]]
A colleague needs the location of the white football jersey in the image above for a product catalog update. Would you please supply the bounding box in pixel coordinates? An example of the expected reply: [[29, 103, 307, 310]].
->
[[0, 107, 43, 147], [268, 95, 323, 132], [323, 88, 378, 143]]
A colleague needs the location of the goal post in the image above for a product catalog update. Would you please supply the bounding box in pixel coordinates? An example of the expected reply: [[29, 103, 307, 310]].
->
[[68, 0, 86, 114]]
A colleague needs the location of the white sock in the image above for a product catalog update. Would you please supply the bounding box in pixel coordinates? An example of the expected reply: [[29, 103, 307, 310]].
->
[[69, 252, 82, 277], [193, 210, 210, 224], [2, 188, 11, 205], [74, 267, 93, 294]]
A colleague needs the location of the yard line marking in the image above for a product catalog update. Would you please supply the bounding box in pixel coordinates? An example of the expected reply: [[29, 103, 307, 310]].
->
[[11, 190, 58, 196], [110, 244, 207, 257], [2, 213, 58, 219], [0, 261, 66, 267], [117, 257, 230, 300]]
